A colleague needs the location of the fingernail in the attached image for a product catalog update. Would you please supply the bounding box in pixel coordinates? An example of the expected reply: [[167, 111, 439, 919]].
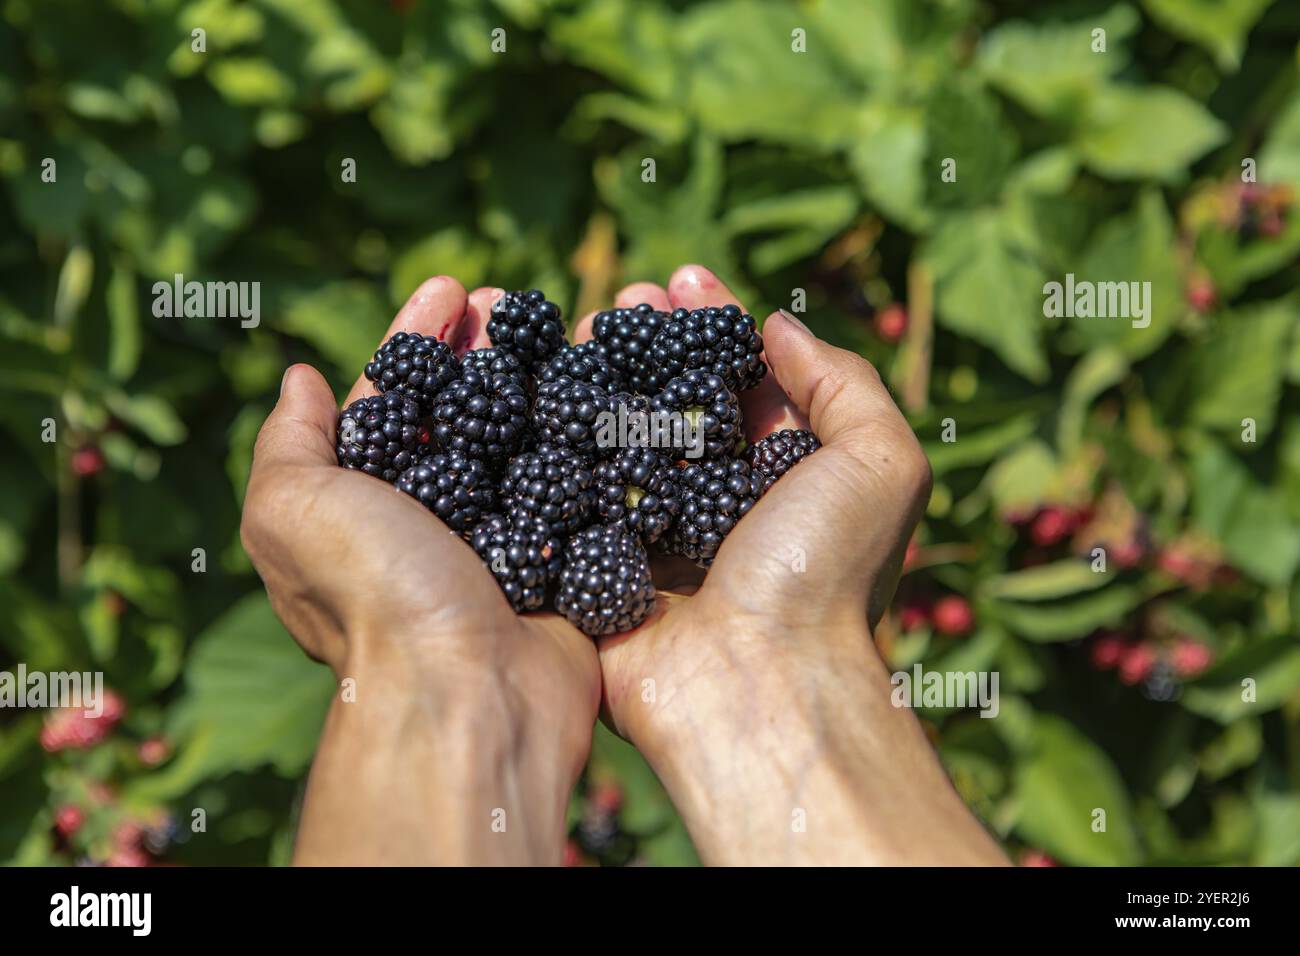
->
[[280, 365, 295, 397], [778, 309, 812, 336]]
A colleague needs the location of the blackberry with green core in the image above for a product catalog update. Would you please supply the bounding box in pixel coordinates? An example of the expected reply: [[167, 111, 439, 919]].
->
[[555, 525, 656, 637], [430, 368, 531, 467], [470, 514, 563, 613], [539, 341, 624, 391], [744, 429, 821, 493], [531, 376, 612, 458], [336, 393, 426, 483], [592, 303, 666, 394], [649, 304, 766, 391], [487, 289, 566, 368], [650, 369, 743, 459], [460, 347, 529, 389], [593, 448, 681, 544], [364, 331, 460, 412], [663, 458, 760, 566], [500, 443, 597, 538], [396, 451, 496, 535]]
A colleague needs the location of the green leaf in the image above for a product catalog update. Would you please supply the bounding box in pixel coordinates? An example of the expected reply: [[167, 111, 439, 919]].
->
[[279, 281, 392, 374], [106, 262, 141, 382], [991, 584, 1144, 642], [924, 82, 1017, 208], [1184, 300, 1297, 440], [103, 391, 187, 446], [1259, 90, 1300, 193], [985, 440, 1058, 518], [978, 5, 1137, 118], [983, 561, 1114, 601], [1076, 86, 1227, 181], [1181, 637, 1300, 723], [924, 209, 1049, 382], [1141, 0, 1275, 71], [388, 230, 491, 308], [924, 413, 1039, 476], [1190, 442, 1300, 587], [849, 103, 930, 231], [1014, 714, 1142, 865], [144, 594, 335, 799], [1057, 347, 1129, 453]]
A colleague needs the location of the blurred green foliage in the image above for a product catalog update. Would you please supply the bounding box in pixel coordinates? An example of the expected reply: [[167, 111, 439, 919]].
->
[[2, 0, 1300, 866]]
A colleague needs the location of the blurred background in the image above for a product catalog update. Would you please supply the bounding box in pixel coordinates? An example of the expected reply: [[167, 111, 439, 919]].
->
[[2, 0, 1299, 867]]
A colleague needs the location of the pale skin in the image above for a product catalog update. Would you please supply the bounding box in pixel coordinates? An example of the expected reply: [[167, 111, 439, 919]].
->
[[240, 264, 1009, 866]]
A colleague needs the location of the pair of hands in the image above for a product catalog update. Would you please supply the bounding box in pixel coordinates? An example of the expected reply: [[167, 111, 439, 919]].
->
[[241, 264, 1004, 865]]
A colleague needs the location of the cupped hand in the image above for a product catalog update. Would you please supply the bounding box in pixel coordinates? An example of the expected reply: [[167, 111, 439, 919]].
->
[[241, 276, 600, 790]]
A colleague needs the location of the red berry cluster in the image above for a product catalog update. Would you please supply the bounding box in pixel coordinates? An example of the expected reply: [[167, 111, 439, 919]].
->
[[1089, 632, 1214, 685], [39, 689, 126, 752], [895, 594, 975, 637]]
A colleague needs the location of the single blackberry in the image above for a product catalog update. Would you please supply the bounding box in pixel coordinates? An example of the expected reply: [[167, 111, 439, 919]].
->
[[592, 303, 667, 393], [364, 331, 460, 412], [744, 429, 821, 493], [650, 369, 743, 460], [336, 393, 426, 483], [396, 452, 496, 534], [430, 369, 531, 467], [555, 525, 656, 637], [593, 448, 681, 544], [597, 392, 657, 457], [469, 514, 563, 613], [460, 347, 530, 389], [500, 444, 597, 538], [663, 458, 760, 566], [649, 305, 766, 391], [539, 341, 624, 391], [487, 289, 566, 367], [531, 376, 612, 459]]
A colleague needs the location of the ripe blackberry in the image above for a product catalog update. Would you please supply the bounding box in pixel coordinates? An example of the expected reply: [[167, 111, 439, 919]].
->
[[593, 448, 681, 544], [396, 451, 496, 534], [650, 369, 742, 459], [531, 376, 612, 459], [598, 392, 658, 456], [460, 347, 529, 389], [500, 444, 597, 538], [663, 458, 760, 566], [539, 341, 624, 391], [592, 303, 667, 393], [470, 514, 563, 613], [336, 393, 426, 482], [744, 428, 821, 493], [487, 289, 566, 367], [430, 369, 531, 467], [555, 525, 656, 637], [364, 331, 460, 412], [649, 305, 766, 391]]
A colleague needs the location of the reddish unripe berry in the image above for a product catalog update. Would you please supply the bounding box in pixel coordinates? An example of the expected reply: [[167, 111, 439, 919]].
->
[[874, 304, 908, 342], [1089, 633, 1126, 671], [898, 602, 930, 632], [563, 840, 583, 868], [1020, 849, 1059, 867], [931, 595, 974, 636], [1030, 507, 1073, 547], [106, 847, 150, 868], [71, 447, 105, 477], [1118, 643, 1156, 685], [1187, 277, 1217, 313], [1171, 638, 1214, 678], [138, 736, 170, 766], [54, 805, 84, 838], [589, 781, 624, 815]]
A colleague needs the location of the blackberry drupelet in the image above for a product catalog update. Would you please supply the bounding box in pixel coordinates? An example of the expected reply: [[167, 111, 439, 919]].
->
[[396, 452, 496, 534], [487, 289, 566, 367], [592, 303, 667, 393], [460, 347, 529, 389], [539, 341, 624, 391], [555, 525, 656, 637], [500, 443, 597, 538], [663, 458, 760, 566], [469, 514, 563, 613], [744, 428, 822, 493], [430, 369, 531, 467], [650, 369, 743, 459], [531, 376, 612, 458], [336, 393, 426, 483], [364, 331, 460, 412], [649, 304, 766, 391], [593, 448, 681, 544]]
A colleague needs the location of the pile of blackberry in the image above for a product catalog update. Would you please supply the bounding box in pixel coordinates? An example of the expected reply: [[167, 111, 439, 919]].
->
[[335, 289, 821, 636]]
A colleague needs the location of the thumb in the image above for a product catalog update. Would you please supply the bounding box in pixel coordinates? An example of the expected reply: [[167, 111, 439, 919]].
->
[[250, 364, 341, 472]]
